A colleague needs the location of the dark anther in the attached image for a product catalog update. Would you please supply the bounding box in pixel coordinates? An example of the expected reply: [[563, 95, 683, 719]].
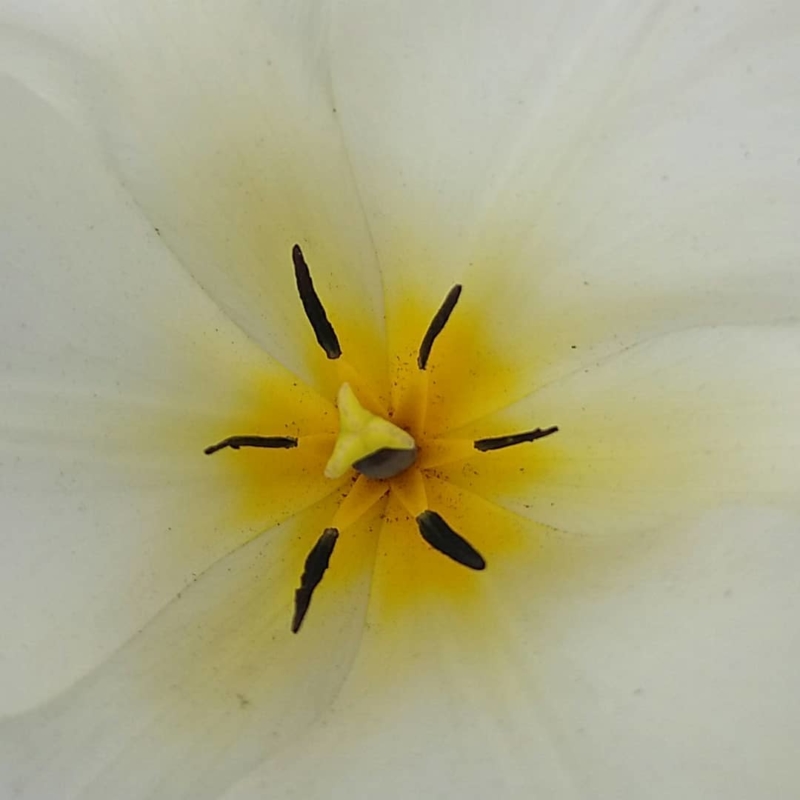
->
[[415, 510, 485, 570], [292, 528, 339, 633], [204, 435, 298, 456], [474, 426, 559, 452], [353, 446, 418, 480], [417, 284, 462, 370], [292, 244, 342, 359]]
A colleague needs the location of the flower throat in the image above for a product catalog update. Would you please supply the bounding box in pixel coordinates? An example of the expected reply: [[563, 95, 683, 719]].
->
[[205, 245, 558, 632]]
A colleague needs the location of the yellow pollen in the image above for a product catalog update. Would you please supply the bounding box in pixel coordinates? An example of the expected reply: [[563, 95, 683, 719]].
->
[[324, 383, 416, 479]]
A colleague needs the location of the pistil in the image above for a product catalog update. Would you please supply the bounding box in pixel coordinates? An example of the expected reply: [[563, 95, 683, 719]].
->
[[324, 382, 417, 480]]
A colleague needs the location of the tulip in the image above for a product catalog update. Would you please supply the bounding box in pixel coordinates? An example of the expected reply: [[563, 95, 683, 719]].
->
[[1, 2, 799, 798]]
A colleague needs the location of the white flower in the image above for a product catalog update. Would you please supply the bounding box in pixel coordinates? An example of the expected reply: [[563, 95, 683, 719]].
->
[[2, 2, 800, 799]]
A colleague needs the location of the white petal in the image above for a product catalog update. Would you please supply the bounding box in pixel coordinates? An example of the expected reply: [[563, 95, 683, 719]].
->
[[441, 325, 800, 534], [4, 5, 800, 799], [0, 491, 383, 800], [328, 0, 800, 426], [220, 495, 800, 800], [9, 2, 799, 423], [0, 79, 337, 711], [2, 1, 388, 395]]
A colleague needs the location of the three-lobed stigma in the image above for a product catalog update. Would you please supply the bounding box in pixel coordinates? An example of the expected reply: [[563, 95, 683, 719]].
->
[[205, 244, 559, 632], [324, 383, 417, 480]]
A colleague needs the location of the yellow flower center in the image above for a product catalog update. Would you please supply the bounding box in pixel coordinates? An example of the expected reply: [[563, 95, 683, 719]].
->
[[205, 245, 559, 632]]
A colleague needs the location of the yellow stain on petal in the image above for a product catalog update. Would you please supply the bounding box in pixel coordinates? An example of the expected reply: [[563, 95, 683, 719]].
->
[[388, 467, 429, 517], [335, 358, 387, 418], [332, 474, 389, 531], [417, 437, 480, 469]]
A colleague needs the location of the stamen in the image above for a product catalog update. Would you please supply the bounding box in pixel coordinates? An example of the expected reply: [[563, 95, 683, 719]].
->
[[417, 284, 462, 370], [415, 510, 486, 570], [292, 527, 339, 633], [474, 426, 559, 452], [204, 435, 298, 456], [292, 244, 342, 359]]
